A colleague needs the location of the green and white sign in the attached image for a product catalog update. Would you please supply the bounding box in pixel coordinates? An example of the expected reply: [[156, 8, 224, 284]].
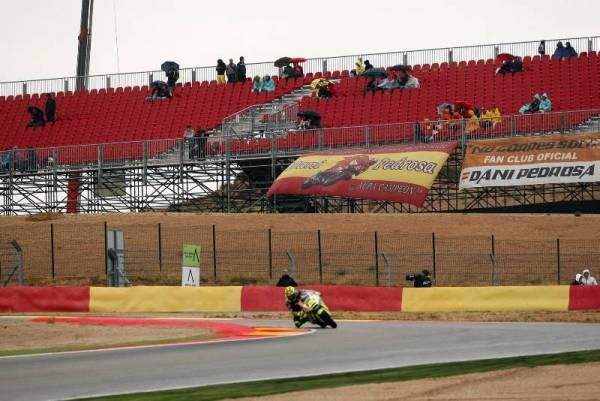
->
[[182, 244, 201, 287], [182, 244, 201, 268]]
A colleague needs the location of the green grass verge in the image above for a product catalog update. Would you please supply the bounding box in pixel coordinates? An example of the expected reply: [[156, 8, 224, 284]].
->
[[78, 349, 600, 401], [0, 334, 216, 357]]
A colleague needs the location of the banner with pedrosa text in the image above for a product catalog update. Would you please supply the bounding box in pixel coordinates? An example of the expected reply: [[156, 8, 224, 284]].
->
[[460, 134, 600, 189], [267, 142, 458, 207]]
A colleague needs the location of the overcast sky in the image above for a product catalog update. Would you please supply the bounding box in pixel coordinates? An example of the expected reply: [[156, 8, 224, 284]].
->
[[1, 0, 599, 82]]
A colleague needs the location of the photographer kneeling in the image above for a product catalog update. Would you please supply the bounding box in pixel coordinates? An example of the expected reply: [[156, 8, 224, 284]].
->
[[406, 269, 433, 288]]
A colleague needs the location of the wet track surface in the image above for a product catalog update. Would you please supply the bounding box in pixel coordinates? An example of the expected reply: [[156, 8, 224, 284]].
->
[[2, 319, 600, 401]]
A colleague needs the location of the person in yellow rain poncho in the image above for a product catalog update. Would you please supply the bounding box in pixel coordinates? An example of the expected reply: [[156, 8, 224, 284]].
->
[[352, 57, 365, 76]]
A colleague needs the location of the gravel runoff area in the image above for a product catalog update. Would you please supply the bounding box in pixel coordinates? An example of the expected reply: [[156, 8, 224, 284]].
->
[[227, 362, 600, 401]]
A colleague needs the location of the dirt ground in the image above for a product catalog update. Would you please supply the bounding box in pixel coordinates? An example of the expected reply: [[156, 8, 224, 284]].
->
[[229, 362, 600, 401], [1, 212, 599, 286], [0, 318, 210, 352]]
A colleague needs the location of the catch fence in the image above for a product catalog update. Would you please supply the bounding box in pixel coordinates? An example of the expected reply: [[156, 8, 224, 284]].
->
[[1, 222, 597, 287]]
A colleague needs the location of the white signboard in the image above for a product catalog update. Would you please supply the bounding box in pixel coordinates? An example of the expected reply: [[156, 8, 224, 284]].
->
[[181, 266, 200, 287]]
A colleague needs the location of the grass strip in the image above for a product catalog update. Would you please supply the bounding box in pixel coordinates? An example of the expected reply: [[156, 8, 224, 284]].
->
[[0, 334, 216, 357], [78, 348, 600, 401]]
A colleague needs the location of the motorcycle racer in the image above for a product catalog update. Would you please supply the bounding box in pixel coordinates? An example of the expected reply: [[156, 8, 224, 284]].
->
[[284, 286, 337, 328]]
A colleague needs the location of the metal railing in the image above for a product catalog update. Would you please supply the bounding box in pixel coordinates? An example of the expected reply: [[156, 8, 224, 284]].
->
[[1, 109, 599, 175], [1, 35, 596, 97]]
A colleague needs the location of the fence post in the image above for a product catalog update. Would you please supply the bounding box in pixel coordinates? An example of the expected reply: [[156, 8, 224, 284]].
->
[[22, 82, 27, 96], [490, 235, 496, 286], [191, 69, 197, 84], [589, 38, 593, 53], [317, 230, 323, 284], [402, 53, 408, 66], [50, 224, 55, 280], [212, 224, 217, 281], [106, 76, 111, 90], [103, 221, 108, 276], [448, 49, 453, 63], [431, 232, 437, 281], [64, 79, 69, 93], [560, 112, 565, 134], [374, 231, 380, 287], [157, 223, 162, 273], [365, 126, 371, 148], [322, 59, 328, 74], [556, 238, 561, 285], [268, 229, 273, 280]]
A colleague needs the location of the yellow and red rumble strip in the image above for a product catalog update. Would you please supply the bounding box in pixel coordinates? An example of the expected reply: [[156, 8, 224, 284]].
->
[[1, 285, 599, 313]]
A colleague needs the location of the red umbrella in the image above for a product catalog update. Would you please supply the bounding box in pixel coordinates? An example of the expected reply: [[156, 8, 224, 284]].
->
[[496, 53, 514, 63], [289, 57, 306, 64]]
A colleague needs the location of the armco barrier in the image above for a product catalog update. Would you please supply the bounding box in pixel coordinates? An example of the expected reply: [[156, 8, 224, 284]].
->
[[1, 285, 599, 313], [569, 286, 600, 311], [0, 287, 89, 312], [401, 286, 570, 312], [241, 286, 403, 312], [89, 286, 242, 313]]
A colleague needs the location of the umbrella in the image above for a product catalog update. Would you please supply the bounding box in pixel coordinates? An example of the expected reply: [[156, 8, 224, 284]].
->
[[454, 100, 472, 110], [151, 80, 169, 89], [310, 78, 331, 89], [437, 102, 453, 114], [274, 57, 292, 68], [289, 57, 306, 64], [362, 67, 387, 78], [161, 61, 179, 72], [496, 53, 514, 63], [297, 110, 321, 120], [391, 64, 411, 71]]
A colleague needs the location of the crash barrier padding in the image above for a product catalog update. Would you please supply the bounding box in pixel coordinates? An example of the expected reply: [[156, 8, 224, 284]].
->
[[401, 286, 570, 312], [569, 285, 600, 311], [0, 287, 90, 312], [89, 286, 242, 313], [241, 285, 403, 312], [1, 285, 599, 313]]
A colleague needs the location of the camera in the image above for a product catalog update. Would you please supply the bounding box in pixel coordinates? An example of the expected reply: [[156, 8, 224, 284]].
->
[[406, 270, 432, 288]]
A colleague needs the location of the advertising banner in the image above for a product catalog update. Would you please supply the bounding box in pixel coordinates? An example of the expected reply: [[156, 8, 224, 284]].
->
[[267, 142, 458, 207], [182, 244, 201, 287], [460, 134, 600, 189]]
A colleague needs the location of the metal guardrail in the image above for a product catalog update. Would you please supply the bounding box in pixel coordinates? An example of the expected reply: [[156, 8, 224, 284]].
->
[[1, 109, 598, 175], [1, 35, 597, 97]]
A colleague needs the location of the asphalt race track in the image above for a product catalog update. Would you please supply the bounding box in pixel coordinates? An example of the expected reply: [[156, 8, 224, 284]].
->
[[2, 319, 600, 401]]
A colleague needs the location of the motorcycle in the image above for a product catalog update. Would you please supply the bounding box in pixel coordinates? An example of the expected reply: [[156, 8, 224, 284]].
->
[[289, 291, 337, 329]]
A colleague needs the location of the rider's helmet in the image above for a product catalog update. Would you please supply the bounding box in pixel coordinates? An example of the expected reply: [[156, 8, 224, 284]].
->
[[285, 286, 297, 300]]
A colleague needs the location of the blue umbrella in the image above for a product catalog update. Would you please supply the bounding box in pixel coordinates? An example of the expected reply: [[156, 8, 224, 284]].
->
[[161, 61, 179, 72]]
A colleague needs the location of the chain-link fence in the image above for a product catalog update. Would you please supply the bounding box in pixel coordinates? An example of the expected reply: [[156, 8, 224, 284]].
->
[[1, 222, 598, 287]]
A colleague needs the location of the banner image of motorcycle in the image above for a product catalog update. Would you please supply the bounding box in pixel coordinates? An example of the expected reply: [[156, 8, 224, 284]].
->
[[267, 142, 458, 207], [460, 133, 600, 189]]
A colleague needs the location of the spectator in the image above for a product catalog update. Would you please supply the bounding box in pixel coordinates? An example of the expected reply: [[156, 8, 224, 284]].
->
[[26, 106, 45, 128], [377, 72, 400, 90], [282, 63, 294, 79], [538, 40, 546, 56], [497, 56, 523, 74], [490, 105, 502, 125], [166, 68, 179, 90], [1, 149, 14, 171], [351, 57, 365, 77], [519, 94, 541, 114], [364, 59, 373, 71], [317, 81, 336, 99], [580, 269, 598, 285], [237, 56, 247, 82], [45, 93, 56, 123], [148, 80, 172, 101], [480, 106, 501, 128], [565, 42, 578, 58], [571, 273, 583, 285], [226, 59, 237, 83], [252, 75, 264, 92], [540, 93, 552, 113], [552, 41, 569, 59], [183, 125, 195, 157], [364, 76, 379, 94], [262, 75, 276, 92], [194, 127, 209, 160], [216, 59, 227, 84], [398, 69, 420, 89], [292, 62, 304, 78], [415, 119, 439, 142], [466, 110, 479, 133]]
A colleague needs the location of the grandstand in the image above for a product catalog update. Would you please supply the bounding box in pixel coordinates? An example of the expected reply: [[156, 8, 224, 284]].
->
[[0, 36, 599, 215]]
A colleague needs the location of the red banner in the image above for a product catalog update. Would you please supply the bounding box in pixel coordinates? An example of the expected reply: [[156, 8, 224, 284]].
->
[[267, 142, 457, 207]]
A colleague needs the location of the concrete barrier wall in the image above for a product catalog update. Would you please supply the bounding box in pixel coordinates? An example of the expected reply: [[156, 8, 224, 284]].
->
[[0, 285, 598, 313]]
